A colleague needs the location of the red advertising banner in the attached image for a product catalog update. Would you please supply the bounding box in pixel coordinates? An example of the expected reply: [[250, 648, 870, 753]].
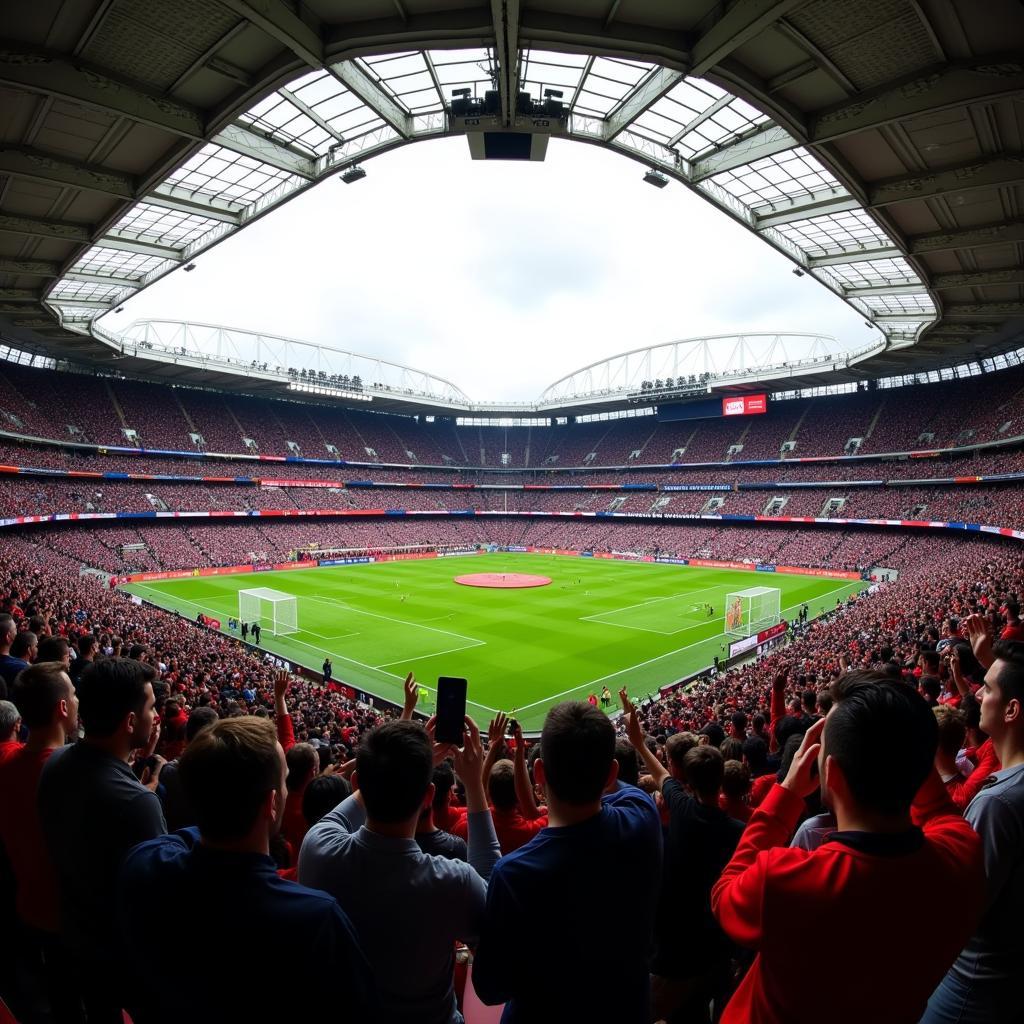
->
[[774, 565, 861, 580]]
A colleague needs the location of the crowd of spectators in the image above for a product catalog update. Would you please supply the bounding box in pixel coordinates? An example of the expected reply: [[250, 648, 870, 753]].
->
[[0, 517, 1021, 1022], [3, 360, 1024, 464]]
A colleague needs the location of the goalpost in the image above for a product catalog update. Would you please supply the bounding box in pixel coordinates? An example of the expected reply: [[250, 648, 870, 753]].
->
[[238, 587, 298, 636], [724, 586, 781, 640]]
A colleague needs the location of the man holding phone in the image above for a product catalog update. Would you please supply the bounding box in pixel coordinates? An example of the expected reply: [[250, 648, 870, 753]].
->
[[298, 710, 500, 1024]]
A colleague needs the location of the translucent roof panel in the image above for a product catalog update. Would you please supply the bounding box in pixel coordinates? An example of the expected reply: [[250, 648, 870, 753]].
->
[[711, 148, 844, 207], [68, 248, 167, 280], [860, 293, 936, 316], [424, 48, 495, 95], [110, 203, 223, 247], [163, 144, 297, 206], [49, 280, 124, 303], [773, 208, 892, 258], [822, 257, 921, 290]]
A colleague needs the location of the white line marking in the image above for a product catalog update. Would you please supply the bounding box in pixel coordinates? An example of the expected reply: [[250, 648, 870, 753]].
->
[[580, 584, 722, 622], [373, 639, 485, 669], [305, 595, 483, 645]]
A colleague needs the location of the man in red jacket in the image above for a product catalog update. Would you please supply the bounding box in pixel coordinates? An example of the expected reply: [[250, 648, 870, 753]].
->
[[712, 672, 984, 1024]]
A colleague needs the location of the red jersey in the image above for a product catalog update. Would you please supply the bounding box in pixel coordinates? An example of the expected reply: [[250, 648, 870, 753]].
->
[[0, 747, 61, 931], [0, 740, 23, 766], [712, 778, 983, 1024], [453, 806, 547, 854]]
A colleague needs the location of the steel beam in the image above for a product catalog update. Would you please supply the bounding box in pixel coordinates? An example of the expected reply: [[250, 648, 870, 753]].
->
[[214, 0, 323, 68], [843, 283, 928, 297], [0, 288, 40, 301], [96, 233, 184, 260], [811, 58, 1024, 143], [0, 212, 92, 242], [0, 258, 59, 278], [752, 190, 860, 228], [667, 94, 730, 147], [331, 60, 411, 138], [603, 66, 684, 142], [64, 271, 143, 288], [145, 185, 243, 224], [279, 87, 346, 143], [690, 0, 811, 77], [908, 218, 1024, 255], [47, 297, 114, 310], [943, 302, 1024, 318], [0, 145, 135, 198], [807, 245, 903, 267], [212, 122, 316, 178], [870, 156, 1024, 207], [490, 0, 520, 126], [931, 268, 1024, 290], [0, 43, 205, 139], [924, 322, 1000, 336], [690, 123, 796, 180]]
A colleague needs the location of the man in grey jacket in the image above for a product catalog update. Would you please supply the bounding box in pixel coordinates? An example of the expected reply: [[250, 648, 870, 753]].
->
[[299, 714, 499, 1024]]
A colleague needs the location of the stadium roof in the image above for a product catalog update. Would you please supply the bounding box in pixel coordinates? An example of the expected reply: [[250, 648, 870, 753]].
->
[[2, 0, 1023, 407]]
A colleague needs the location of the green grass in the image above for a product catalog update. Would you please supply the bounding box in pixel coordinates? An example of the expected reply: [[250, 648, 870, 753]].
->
[[121, 554, 861, 731]]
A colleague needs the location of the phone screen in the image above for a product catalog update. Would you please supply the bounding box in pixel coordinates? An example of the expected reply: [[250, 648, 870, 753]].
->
[[435, 676, 468, 745]]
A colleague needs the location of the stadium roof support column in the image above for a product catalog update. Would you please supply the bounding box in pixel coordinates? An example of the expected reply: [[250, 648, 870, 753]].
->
[[0, 213, 92, 242], [908, 218, 1024, 255], [0, 146, 135, 199], [869, 157, 1024, 207], [491, 0, 521, 126], [210, 123, 317, 178]]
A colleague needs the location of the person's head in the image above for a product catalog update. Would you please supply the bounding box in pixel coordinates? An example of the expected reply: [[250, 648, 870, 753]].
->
[[0, 616, 16, 652], [36, 635, 70, 669], [978, 640, 1024, 746], [535, 701, 616, 806], [185, 706, 219, 744], [919, 675, 941, 703], [431, 760, 456, 814], [76, 657, 157, 746], [741, 734, 768, 775], [0, 699, 20, 742], [1005, 600, 1020, 623], [730, 711, 747, 735], [933, 705, 967, 764], [722, 759, 751, 801], [11, 630, 37, 663], [683, 745, 725, 802], [179, 718, 286, 844], [354, 720, 434, 824], [801, 690, 817, 715], [301, 773, 351, 827], [720, 736, 743, 763], [11, 662, 77, 738], [285, 742, 319, 791], [820, 673, 937, 820], [918, 650, 940, 674], [613, 738, 640, 787], [487, 759, 518, 811], [77, 634, 97, 660], [815, 690, 833, 716], [127, 644, 149, 663], [665, 731, 698, 779]]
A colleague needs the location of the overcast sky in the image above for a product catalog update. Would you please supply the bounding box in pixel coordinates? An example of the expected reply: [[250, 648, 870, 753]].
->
[[104, 136, 878, 402]]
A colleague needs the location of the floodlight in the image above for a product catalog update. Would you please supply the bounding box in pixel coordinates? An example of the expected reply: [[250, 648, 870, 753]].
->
[[643, 169, 668, 188], [452, 88, 471, 98], [340, 166, 367, 184], [543, 89, 564, 98], [792, 269, 805, 277], [183, 263, 196, 272]]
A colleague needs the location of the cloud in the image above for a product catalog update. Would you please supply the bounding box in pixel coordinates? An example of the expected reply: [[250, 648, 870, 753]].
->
[[106, 136, 874, 401]]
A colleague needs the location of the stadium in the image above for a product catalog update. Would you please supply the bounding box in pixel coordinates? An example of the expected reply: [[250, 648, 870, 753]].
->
[[1, 2, 1023, 1023]]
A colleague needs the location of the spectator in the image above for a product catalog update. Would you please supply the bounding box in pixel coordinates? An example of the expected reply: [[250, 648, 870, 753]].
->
[[0, 663, 79, 1023], [0, 699, 22, 764], [999, 600, 1024, 642], [415, 762, 468, 861], [283, 742, 319, 849], [711, 674, 985, 1024], [923, 641, 1024, 1023], [35, 635, 70, 671], [158, 705, 219, 831], [473, 701, 662, 1022], [69, 634, 96, 685], [0, 615, 17, 696], [456, 757, 547, 855], [38, 657, 167, 1022], [622, 695, 744, 1022], [119, 718, 375, 1023], [299, 717, 500, 1024], [721, 758, 753, 823], [302, 773, 351, 829]]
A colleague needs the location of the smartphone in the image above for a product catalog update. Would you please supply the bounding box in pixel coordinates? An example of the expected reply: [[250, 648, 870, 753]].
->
[[435, 676, 468, 745]]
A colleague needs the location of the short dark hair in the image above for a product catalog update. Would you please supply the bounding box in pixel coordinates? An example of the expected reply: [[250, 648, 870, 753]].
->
[[356, 720, 433, 823], [431, 760, 456, 813], [801, 689, 816, 713], [11, 662, 71, 729], [180, 718, 281, 841], [720, 737, 743, 763], [185, 706, 219, 743], [302, 774, 350, 827], [77, 657, 155, 737], [285, 743, 318, 790], [990, 640, 1024, 705], [665, 732, 698, 775], [77, 634, 98, 656], [742, 735, 768, 775], [488, 759, 517, 810], [539, 702, 615, 805], [722, 759, 751, 799], [614, 738, 640, 787], [683, 745, 725, 800], [933, 705, 967, 757], [824, 674, 936, 817], [730, 711, 748, 732], [11, 631, 36, 660], [920, 675, 941, 700], [36, 636, 68, 663]]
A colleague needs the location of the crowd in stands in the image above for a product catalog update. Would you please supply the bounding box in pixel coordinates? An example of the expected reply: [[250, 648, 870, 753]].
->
[[0, 514, 1021, 1022], [3, 360, 1024, 464]]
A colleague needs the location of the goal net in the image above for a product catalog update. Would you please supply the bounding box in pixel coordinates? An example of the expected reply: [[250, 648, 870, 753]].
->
[[238, 587, 298, 636], [724, 586, 781, 639]]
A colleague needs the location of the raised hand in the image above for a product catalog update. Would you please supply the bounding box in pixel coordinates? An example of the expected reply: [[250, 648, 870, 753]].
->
[[424, 716, 455, 766], [401, 672, 419, 720], [963, 614, 994, 669], [140, 755, 166, 792], [781, 717, 825, 798], [451, 716, 484, 783], [619, 688, 644, 749], [274, 669, 290, 707], [487, 711, 508, 749]]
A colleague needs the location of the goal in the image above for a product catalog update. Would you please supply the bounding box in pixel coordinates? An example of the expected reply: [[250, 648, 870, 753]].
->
[[724, 586, 781, 640], [238, 588, 298, 636]]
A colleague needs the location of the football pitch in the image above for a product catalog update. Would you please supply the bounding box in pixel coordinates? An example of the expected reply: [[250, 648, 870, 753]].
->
[[121, 554, 861, 731]]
